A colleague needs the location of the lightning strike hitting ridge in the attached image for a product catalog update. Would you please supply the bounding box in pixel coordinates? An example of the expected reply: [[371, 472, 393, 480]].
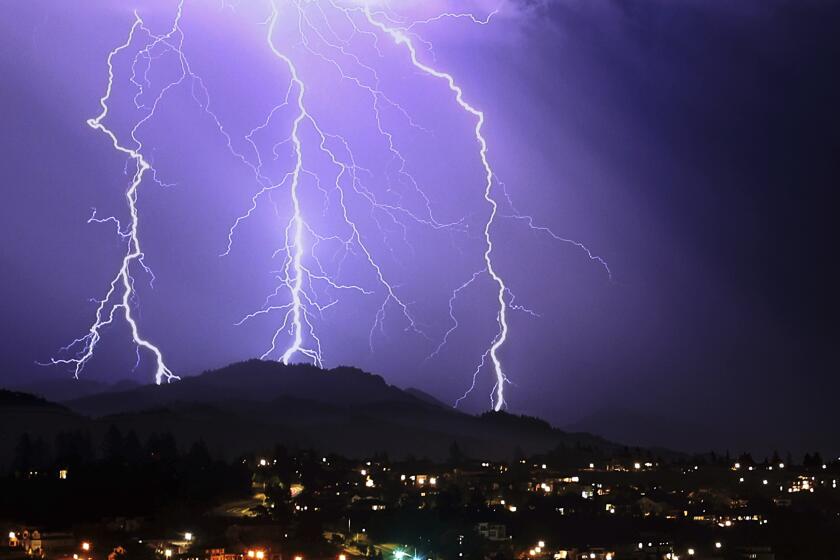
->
[[363, 7, 513, 410], [44, 12, 179, 384], [265, 1, 317, 366], [48, 0, 611, 412], [226, 0, 445, 369]]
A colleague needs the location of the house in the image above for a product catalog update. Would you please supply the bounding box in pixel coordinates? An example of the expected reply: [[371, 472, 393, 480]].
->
[[737, 546, 774, 560], [476, 522, 507, 541]]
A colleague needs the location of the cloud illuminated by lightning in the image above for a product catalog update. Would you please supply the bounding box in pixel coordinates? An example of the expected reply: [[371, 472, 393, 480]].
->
[[47, 0, 612, 412]]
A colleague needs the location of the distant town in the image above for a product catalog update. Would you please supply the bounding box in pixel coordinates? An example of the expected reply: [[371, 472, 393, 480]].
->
[[4, 428, 840, 560]]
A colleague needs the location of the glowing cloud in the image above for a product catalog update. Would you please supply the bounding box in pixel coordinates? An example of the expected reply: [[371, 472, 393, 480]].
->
[[47, 0, 610, 409]]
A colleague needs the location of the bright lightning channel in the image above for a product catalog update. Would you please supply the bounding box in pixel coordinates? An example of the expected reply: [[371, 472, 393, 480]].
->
[[229, 0, 440, 368], [363, 7, 512, 411], [43, 12, 178, 384], [265, 3, 311, 366]]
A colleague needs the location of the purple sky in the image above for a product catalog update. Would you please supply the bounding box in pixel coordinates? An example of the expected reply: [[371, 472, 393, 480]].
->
[[1, 0, 837, 454]]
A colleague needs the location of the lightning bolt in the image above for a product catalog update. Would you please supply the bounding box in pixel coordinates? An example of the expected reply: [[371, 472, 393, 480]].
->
[[363, 6, 612, 411], [45, 0, 259, 383], [227, 0, 452, 367], [363, 7, 512, 411], [43, 12, 179, 384], [262, 5, 319, 366]]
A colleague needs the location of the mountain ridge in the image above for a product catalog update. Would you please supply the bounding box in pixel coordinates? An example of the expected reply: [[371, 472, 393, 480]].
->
[[1, 360, 673, 466]]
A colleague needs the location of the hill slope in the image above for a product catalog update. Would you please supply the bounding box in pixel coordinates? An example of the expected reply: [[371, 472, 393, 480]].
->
[[63, 360, 421, 416], [0, 389, 89, 467], [1, 360, 636, 464]]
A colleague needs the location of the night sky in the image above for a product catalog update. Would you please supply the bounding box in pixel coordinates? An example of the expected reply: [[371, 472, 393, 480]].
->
[[1, 0, 837, 455]]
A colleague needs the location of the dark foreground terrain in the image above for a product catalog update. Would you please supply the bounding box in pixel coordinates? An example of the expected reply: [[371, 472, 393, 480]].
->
[[3, 361, 839, 559]]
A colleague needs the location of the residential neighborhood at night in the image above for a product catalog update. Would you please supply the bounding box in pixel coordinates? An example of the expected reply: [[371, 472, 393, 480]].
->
[[4, 432, 840, 560]]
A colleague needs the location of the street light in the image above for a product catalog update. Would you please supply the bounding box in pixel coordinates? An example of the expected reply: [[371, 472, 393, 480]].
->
[[164, 550, 173, 558], [82, 542, 91, 552], [185, 532, 193, 542]]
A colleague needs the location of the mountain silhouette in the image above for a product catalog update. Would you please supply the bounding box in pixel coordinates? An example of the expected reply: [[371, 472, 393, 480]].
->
[[62, 360, 422, 416], [566, 407, 727, 453], [1, 360, 657, 466], [0, 389, 89, 467], [12, 377, 141, 403]]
